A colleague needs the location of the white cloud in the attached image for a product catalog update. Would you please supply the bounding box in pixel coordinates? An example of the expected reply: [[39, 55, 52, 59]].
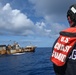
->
[[0, 3, 51, 37], [29, 0, 76, 23], [0, 0, 75, 47], [28, 0, 76, 37], [50, 23, 67, 33], [0, 0, 75, 37], [3, 3, 11, 10], [35, 22, 51, 36]]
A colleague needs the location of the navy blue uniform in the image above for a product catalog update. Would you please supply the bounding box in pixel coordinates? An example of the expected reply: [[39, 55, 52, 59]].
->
[[53, 43, 76, 75]]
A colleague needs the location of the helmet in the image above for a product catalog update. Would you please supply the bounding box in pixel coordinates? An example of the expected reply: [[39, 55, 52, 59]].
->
[[67, 4, 76, 22]]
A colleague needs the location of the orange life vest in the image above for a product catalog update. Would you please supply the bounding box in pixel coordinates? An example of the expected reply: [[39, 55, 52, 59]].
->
[[51, 27, 76, 66]]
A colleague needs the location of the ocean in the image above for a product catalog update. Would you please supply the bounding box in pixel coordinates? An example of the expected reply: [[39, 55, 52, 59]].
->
[[0, 47, 55, 75]]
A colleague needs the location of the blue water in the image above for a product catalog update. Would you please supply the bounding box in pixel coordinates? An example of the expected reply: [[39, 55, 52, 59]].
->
[[0, 47, 55, 75]]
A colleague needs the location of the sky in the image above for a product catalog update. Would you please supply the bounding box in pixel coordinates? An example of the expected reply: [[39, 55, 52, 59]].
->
[[0, 0, 76, 47]]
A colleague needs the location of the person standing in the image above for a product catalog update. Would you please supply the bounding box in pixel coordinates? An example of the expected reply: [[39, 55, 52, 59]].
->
[[51, 4, 76, 75]]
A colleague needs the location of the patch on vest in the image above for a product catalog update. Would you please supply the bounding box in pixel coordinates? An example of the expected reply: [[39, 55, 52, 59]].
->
[[51, 36, 76, 66], [52, 37, 72, 62]]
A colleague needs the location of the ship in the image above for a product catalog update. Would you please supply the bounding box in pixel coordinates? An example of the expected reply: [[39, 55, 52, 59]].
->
[[0, 42, 36, 55], [23, 46, 36, 52]]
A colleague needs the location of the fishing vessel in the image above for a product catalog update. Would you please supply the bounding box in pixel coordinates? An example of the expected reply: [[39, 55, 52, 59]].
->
[[0, 42, 36, 55], [23, 46, 36, 52]]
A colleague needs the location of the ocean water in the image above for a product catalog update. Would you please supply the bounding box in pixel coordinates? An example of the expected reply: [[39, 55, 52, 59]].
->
[[0, 47, 55, 75]]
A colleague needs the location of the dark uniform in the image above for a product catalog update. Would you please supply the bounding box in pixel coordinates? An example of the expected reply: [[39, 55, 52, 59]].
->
[[53, 41, 76, 75], [51, 4, 76, 75]]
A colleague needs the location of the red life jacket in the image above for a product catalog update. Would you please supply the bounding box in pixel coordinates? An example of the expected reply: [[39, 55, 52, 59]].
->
[[51, 27, 76, 66]]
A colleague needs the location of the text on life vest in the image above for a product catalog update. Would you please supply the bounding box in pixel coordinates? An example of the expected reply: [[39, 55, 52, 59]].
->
[[52, 36, 72, 62]]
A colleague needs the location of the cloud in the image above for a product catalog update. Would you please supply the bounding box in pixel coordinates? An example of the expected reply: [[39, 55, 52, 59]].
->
[[0, 3, 34, 35], [29, 0, 76, 23], [0, 0, 75, 38], [35, 22, 51, 36], [27, 0, 76, 37], [0, 3, 51, 37]]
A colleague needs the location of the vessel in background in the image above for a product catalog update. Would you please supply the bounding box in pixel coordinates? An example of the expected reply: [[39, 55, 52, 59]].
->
[[0, 42, 36, 55]]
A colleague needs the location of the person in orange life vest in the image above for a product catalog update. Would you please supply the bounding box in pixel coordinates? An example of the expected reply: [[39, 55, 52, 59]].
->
[[51, 4, 76, 75]]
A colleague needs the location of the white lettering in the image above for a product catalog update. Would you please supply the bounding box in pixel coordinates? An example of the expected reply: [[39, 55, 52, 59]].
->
[[52, 51, 66, 62], [54, 42, 71, 52], [61, 37, 70, 43], [54, 43, 60, 50], [65, 46, 71, 52], [69, 49, 76, 60]]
